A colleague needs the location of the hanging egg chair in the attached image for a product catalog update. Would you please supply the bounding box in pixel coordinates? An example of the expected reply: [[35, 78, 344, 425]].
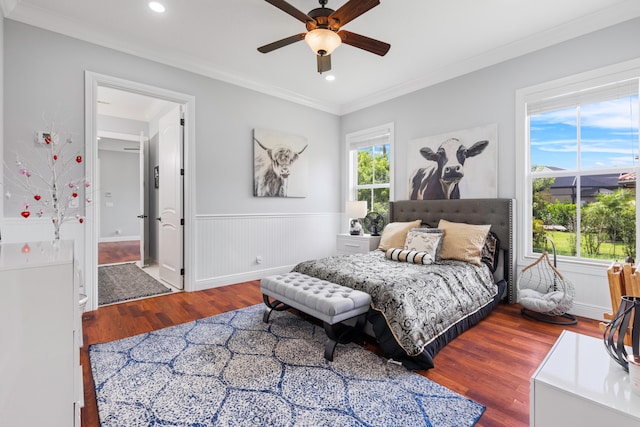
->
[[519, 238, 578, 325]]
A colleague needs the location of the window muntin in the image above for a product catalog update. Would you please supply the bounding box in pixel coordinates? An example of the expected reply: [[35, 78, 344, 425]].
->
[[347, 124, 394, 229], [526, 86, 639, 263]]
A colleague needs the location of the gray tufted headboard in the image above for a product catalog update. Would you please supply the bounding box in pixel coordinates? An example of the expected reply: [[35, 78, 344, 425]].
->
[[390, 198, 516, 303]]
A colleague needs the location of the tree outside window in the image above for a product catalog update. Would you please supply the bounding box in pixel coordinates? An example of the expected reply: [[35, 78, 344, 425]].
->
[[356, 144, 390, 226], [528, 90, 638, 262], [347, 124, 394, 233]]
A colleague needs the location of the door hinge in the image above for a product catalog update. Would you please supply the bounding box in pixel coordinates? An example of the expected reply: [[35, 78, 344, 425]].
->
[[180, 218, 184, 226], [180, 118, 185, 126], [180, 268, 185, 276], [180, 168, 184, 176]]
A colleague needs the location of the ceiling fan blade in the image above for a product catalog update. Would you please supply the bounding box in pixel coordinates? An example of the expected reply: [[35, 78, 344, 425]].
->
[[329, 0, 380, 28], [338, 30, 390, 56], [257, 33, 306, 54], [264, 0, 313, 24], [317, 54, 332, 74]]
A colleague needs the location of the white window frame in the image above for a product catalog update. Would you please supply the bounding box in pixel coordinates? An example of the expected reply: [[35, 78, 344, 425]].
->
[[515, 58, 640, 267], [345, 122, 395, 209]]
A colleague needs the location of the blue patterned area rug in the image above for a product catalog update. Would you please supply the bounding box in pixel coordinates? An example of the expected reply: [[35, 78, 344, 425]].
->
[[89, 304, 485, 427]]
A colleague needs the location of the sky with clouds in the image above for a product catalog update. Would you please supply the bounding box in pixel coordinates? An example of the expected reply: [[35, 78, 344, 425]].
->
[[530, 95, 639, 171]]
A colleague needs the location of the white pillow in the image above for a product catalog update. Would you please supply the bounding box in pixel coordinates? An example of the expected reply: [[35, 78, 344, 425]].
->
[[385, 248, 436, 265], [404, 229, 444, 260]]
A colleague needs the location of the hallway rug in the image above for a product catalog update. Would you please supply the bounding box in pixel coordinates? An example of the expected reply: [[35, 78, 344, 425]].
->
[[89, 304, 485, 426], [98, 263, 171, 305]]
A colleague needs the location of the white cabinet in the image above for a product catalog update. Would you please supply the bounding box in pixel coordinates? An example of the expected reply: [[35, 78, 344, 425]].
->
[[531, 330, 640, 427], [0, 240, 83, 427], [336, 234, 381, 255]]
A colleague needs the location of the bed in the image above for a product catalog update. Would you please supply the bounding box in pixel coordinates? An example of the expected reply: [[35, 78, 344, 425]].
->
[[292, 198, 516, 370]]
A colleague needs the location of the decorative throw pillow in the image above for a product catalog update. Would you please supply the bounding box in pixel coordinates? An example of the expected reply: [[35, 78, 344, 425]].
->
[[437, 219, 491, 266], [404, 229, 444, 260], [481, 231, 501, 273], [385, 248, 436, 265], [377, 219, 422, 251]]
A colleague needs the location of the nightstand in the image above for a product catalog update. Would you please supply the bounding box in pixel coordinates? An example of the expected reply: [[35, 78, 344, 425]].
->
[[530, 330, 640, 426], [336, 234, 381, 255]]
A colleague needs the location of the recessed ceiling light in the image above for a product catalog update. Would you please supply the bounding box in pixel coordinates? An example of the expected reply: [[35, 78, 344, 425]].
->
[[325, 75, 336, 82], [149, 2, 165, 13]]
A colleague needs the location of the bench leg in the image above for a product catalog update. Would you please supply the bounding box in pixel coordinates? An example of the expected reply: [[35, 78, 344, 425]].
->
[[323, 313, 367, 361], [262, 294, 289, 323], [324, 334, 338, 361]]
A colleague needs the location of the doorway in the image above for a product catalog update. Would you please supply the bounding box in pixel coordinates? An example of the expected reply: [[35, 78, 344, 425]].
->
[[85, 72, 195, 312], [96, 130, 147, 267]]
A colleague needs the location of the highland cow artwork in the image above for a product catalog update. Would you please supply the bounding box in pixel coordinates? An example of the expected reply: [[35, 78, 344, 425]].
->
[[407, 124, 498, 200], [254, 128, 309, 198]]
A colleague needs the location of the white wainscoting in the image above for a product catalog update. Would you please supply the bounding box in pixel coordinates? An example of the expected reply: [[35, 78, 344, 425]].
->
[[194, 212, 340, 290]]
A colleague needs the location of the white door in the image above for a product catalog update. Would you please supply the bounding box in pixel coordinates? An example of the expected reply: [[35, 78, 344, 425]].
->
[[138, 132, 149, 268], [158, 106, 184, 289]]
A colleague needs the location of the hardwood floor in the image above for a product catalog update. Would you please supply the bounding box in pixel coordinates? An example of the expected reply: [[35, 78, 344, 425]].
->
[[98, 240, 140, 265], [81, 282, 601, 427]]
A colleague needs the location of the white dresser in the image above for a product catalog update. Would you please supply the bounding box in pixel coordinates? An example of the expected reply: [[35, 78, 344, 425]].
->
[[336, 233, 381, 255], [0, 240, 83, 427], [530, 330, 640, 426]]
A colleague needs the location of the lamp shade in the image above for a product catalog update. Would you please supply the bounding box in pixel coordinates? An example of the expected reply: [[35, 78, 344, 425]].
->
[[305, 29, 341, 56], [346, 200, 367, 219]]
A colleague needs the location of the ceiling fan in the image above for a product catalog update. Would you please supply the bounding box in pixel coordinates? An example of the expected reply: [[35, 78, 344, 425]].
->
[[258, 0, 390, 74]]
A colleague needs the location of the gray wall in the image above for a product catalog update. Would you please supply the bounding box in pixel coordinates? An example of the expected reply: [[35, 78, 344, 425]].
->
[[3, 20, 341, 220], [98, 149, 140, 239], [96, 115, 149, 242], [340, 17, 640, 203], [339, 17, 640, 319]]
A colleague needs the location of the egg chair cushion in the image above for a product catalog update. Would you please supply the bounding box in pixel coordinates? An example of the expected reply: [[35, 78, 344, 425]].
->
[[519, 288, 565, 313]]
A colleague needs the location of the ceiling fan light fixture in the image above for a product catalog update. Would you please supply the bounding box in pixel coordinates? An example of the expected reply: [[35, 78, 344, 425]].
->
[[148, 2, 165, 13], [305, 29, 341, 56]]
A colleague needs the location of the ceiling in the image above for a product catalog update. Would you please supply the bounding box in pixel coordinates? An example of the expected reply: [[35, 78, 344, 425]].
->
[[2, 0, 640, 115]]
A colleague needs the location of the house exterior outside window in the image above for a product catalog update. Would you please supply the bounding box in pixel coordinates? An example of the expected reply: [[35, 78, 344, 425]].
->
[[346, 123, 394, 229], [517, 61, 639, 264]]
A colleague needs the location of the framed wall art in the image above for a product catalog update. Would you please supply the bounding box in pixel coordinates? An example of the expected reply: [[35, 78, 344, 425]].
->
[[253, 128, 309, 198], [407, 124, 498, 200]]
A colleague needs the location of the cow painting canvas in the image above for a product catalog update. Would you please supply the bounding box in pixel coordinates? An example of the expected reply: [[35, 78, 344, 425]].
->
[[407, 124, 498, 200], [254, 128, 309, 198]]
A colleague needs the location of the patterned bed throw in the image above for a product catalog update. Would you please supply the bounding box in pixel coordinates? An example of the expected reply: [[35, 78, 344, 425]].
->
[[293, 250, 498, 357]]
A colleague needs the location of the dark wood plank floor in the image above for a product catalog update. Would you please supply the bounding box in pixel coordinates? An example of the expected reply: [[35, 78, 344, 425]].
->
[[98, 240, 140, 265], [81, 282, 601, 427]]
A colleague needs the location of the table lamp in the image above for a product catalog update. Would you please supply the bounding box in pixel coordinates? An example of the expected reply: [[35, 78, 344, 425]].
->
[[346, 201, 367, 235]]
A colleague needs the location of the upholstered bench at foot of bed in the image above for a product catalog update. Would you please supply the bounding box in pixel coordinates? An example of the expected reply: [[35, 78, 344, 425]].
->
[[260, 271, 372, 361]]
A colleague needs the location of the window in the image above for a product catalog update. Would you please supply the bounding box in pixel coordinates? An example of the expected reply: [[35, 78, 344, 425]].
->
[[346, 123, 394, 229], [517, 62, 639, 263]]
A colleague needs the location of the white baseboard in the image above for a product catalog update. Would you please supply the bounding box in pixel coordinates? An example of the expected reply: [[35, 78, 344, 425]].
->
[[193, 265, 294, 291], [568, 301, 609, 322], [99, 235, 140, 243]]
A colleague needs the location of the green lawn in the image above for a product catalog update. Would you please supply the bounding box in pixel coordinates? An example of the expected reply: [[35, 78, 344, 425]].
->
[[534, 231, 632, 262]]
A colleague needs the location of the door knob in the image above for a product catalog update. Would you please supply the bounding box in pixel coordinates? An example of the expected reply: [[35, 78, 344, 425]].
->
[[156, 217, 162, 221], [137, 214, 148, 219]]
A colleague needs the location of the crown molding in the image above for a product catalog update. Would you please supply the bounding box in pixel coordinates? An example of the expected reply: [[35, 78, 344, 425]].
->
[[0, 0, 18, 17], [339, 0, 640, 115], [5, 0, 640, 117], [4, 2, 342, 115]]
